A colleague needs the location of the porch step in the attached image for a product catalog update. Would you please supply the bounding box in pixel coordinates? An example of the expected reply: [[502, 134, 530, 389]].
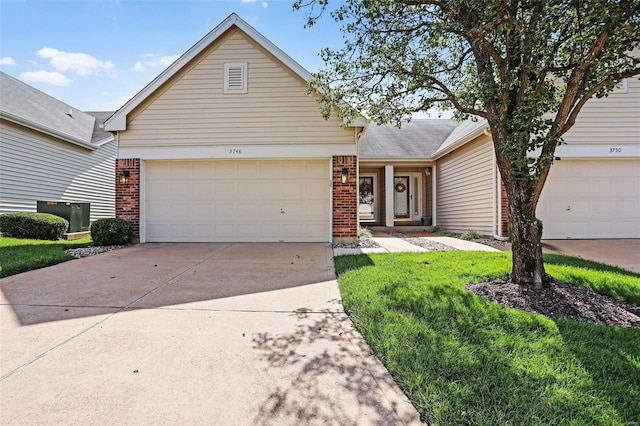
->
[[367, 226, 437, 233]]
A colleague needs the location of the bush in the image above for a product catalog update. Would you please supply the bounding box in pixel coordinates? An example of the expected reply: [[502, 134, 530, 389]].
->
[[461, 229, 484, 240], [90, 218, 132, 246], [358, 226, 373, 239], [0, 212, 69, 240]]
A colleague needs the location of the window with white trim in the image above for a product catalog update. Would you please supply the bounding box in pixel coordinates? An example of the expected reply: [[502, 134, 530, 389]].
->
[[224, 63, 247, 94]]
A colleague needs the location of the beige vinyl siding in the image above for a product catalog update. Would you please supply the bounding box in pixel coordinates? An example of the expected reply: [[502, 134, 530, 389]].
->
[[436, 136, 494, 234], [119, 29, 352, 148], [563, 76, 640, 145], [0, 119, 116, 220]]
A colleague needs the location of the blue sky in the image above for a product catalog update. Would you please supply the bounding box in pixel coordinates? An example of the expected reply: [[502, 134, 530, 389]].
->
[[0, 0, 345, 111]]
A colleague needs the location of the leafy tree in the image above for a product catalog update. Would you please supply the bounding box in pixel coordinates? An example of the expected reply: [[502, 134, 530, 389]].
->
[[295, 0, 640, 287]]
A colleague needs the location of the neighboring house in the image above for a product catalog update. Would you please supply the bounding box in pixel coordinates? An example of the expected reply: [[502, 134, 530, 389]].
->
[[105, 14, 365, 243], [0, 72, 117, 221], [362, 75, 640, 239]]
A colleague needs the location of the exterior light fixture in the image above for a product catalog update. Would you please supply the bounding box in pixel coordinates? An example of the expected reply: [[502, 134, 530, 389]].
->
[[119, 170, 130, 185], [425, 167, 431, 176], [341, 167, 349, 184]]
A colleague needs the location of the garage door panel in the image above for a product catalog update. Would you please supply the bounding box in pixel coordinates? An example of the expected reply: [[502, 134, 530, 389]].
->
[[145, 160, 330, 242], [537, 160, 640, 239]]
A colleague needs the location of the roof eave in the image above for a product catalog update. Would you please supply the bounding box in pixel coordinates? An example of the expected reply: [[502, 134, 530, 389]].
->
[[104, 13, 314, 132], [1, 111, 97, 151], [432, 123, 490, 159]]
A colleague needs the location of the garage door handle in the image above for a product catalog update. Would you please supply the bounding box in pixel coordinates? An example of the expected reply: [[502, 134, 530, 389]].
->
[[280, 209, 285, 214]]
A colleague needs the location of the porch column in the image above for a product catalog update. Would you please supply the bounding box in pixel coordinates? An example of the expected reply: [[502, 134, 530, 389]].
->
[[385, 165, 394, 227], [431, 164, 437, 226]]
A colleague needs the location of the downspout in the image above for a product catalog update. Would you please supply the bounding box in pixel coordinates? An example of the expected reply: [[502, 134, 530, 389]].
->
[[431, 164, 437, 227]]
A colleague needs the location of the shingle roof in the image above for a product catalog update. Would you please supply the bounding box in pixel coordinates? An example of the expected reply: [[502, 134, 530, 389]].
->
[[85, 111, 116, 143], [359, 119, 459, 159], [0, 71, 97, 145]]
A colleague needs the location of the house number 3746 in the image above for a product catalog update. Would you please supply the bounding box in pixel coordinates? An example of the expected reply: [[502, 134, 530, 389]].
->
[[229, 148, 242, 155]]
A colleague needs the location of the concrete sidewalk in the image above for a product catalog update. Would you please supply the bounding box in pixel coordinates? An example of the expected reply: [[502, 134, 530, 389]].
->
[[1, 243, 422, 426], [334, 232, 499, 256]]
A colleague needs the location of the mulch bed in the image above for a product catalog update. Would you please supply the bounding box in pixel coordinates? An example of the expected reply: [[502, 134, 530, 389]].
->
[[466, 278, 640, 328]]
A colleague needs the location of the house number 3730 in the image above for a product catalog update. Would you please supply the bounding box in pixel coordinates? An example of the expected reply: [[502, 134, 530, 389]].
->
[[229, 148, 242, 155]]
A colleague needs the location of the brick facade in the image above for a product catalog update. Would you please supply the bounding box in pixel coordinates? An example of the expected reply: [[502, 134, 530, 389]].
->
[[500, 181, 508, 237], [116, 158, 141, 238], [332, 155, 358, 243]]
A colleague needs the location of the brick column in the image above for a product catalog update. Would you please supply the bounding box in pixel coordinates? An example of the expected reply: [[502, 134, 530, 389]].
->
[[116, 158, 140, 238], [332, 155, 358, 243]]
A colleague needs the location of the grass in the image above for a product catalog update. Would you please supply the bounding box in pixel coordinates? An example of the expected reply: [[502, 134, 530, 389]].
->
[[334, 251, 640, 425], [0, 236, 92, 278]]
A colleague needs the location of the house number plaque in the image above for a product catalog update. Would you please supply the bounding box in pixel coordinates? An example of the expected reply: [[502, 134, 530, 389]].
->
[[228, 148, 243, 155]]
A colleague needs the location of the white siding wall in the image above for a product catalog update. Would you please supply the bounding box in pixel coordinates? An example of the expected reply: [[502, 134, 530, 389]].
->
[[119, 29, 353, 149], [0, 119, 116, 221], [563, 76, 640, 145], [436, 136, 494, 234]]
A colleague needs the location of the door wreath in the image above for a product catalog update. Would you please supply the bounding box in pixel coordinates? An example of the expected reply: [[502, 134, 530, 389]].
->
[[395, 182, 407, 193]]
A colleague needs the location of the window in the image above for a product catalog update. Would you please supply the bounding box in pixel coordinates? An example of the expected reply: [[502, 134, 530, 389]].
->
[[224, 63, 247, 94], [359, 176, 375, 221]]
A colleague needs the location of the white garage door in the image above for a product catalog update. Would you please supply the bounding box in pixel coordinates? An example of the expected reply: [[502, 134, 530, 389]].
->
[[145, 159, 330, 242], [537, 159, 640, 239]]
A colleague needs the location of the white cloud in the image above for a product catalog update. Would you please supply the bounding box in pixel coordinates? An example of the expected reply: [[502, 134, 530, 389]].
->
[[159, 55, 179, 65], [0, 57, 16, 66], [37, 47, 116, 76], [20, 70, 72, 86], [132, 53, 179, 72], [262, 1, 268, 7]]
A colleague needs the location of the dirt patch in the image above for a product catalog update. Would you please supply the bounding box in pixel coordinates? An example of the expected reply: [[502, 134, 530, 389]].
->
[[466, 278, 640, 328]]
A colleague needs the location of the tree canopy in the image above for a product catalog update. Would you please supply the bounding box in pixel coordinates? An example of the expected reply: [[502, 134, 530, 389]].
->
[[297, 0, 640, 286]]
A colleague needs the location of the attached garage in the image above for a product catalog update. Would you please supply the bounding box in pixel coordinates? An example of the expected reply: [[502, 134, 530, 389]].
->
[[105, 15, 361, 244], [144, 159, 330, 242], [537, 159, 640, 239]]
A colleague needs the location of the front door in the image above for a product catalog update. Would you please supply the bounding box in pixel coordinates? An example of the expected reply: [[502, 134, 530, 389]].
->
[[394, 176, 410, 218]]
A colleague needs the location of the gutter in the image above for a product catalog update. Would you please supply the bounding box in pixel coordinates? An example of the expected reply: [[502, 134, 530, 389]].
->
[[1, 111, 97, 151]]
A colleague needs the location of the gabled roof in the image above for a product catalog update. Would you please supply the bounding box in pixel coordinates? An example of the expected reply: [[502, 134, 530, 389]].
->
[[432, 118, 489, 158], [0, 71, 103, 150], [359, 119, 459, 159], [105, 13, 333, 132]]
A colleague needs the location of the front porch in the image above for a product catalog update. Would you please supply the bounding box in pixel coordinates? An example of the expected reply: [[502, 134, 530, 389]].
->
[[358, 162, 436, 229]]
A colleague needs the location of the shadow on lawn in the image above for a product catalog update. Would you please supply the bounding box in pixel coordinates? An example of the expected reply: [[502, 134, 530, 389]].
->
[[351, 278, 640, 424], [251, 301, 420, 425]]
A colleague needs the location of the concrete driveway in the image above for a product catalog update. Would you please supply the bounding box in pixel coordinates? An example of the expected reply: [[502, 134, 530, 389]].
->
[[542, 239, 640, 273], [0, 243, 421, 425]]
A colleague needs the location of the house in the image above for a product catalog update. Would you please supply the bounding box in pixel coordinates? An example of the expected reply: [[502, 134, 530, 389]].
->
[[0, 72, 117, 222], [105, 14, 365, 243], [362, 78, 640, 239], [106, 14, 639, 243]]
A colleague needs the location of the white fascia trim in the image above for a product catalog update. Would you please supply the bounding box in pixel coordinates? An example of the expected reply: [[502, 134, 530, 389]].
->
[[1, 111, 96, 150], [93, 135, 116, 147], [118, 143, 357, 160], [104, 13, 313, 132], [359, 157, 436, 163], [433, 124, 490, 159], [529, 143, 640, 159]]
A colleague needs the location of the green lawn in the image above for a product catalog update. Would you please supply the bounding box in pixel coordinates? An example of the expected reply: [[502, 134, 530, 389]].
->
[[0, 236, 92, 278], [335, 251, 640, 425]]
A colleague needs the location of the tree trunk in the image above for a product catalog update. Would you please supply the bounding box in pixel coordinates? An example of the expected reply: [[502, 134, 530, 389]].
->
[[506, 183, 547, 288]]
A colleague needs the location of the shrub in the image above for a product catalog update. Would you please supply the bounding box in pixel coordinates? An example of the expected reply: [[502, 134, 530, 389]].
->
[[358, 226, 373, 239], [0, 212, 69, 240], [90, 218, 132, 246], [461, 229, 484, 240]]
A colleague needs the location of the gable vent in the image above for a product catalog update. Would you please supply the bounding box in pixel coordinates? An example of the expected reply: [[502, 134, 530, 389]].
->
[[224, 62, 247, 94]]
